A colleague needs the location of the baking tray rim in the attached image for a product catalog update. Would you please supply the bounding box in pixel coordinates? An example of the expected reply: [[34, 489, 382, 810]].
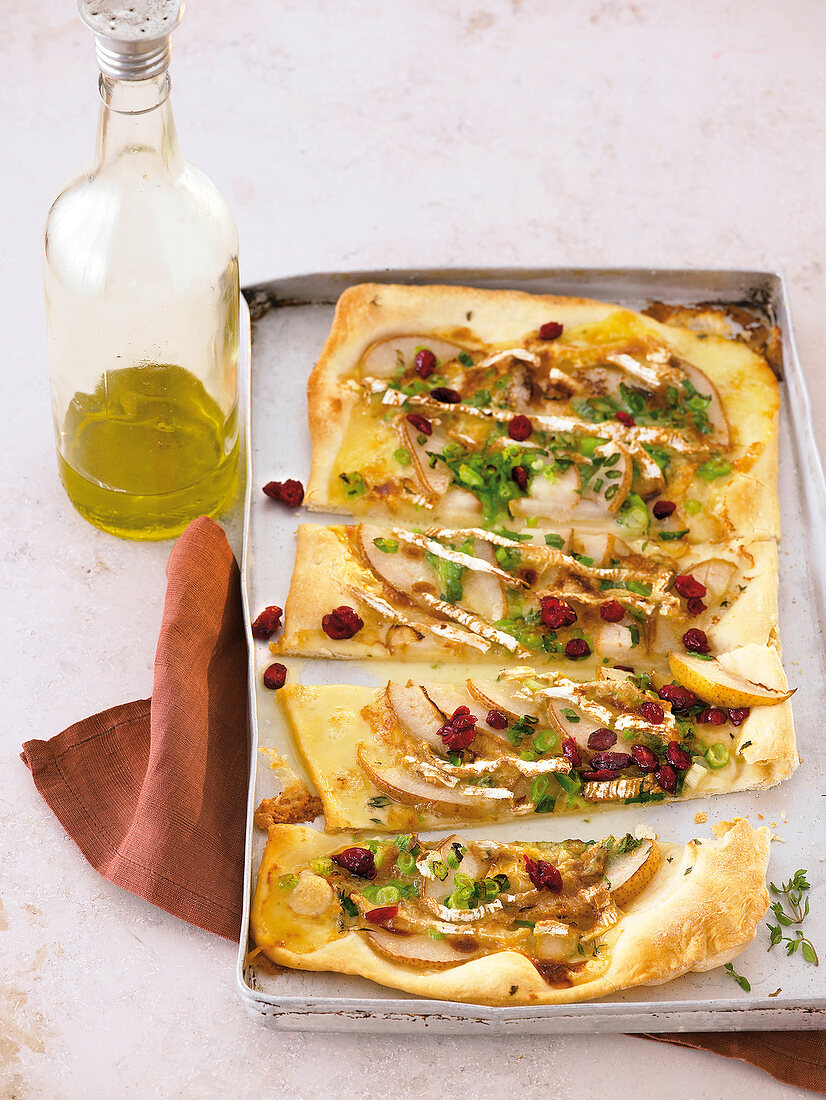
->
[[234, 264, 826, 1032]]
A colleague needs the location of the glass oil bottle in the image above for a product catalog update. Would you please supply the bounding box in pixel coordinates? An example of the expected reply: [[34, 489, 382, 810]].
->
[[43, 1, 240, 540]]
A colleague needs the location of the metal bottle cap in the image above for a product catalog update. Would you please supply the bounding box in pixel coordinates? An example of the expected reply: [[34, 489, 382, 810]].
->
[[78, 0, 185, 80]]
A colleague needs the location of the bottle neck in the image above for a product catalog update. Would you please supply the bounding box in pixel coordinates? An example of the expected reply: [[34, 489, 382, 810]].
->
[[92, 73, 182, 174]]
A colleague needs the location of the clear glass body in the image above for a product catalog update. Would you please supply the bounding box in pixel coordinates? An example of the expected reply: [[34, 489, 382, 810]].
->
[[43, 72, 240, 540]]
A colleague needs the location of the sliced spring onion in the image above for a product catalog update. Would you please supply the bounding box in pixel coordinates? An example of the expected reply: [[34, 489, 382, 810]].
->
[[309, 857, 333, 876], [531, 775, 550, 803], [705, 743, 730, 770]]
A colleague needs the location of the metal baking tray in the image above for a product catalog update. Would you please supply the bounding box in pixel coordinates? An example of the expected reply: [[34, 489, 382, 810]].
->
[[236, 268, 826, 1033]]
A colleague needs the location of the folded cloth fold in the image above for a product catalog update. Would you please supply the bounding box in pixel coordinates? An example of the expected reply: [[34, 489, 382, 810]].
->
[[19, 516, 826, 1093], [21, 516, 248, 940]]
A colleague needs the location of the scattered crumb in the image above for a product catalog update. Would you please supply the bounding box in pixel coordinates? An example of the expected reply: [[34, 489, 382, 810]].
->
[[758, 814, 764, 820], [694, 811, 708, 825], [771, 834, 786, 843], [770, 821, 777, 828], [254, 750, 323, 827], [255, 786, 323, 828], [768, 988, 782, 998], [781, 811, 787, 822]]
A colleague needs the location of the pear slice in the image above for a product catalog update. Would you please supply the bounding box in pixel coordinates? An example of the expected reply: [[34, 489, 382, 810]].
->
[[510, 464, 580, 519], [357, 743, 513, 815], [461, 540, 507, 621], [465, 679, 543, 722], [419, 682, 477, 722], [605, 839, 661, 907], [593, 622, 638, 662], [399, 418, 453, 497], [679, 360, 730, 448], [361, 335, 462, 379], [581, 441, 632, 515], [385, 683, 445, 751], [421, 835, 487, 902], [546, 697, 606, 747], [366, 929, 479, 968], [667, 651, 795, 708], [359, 524, 436, 597], [686, 557, 738, 599]]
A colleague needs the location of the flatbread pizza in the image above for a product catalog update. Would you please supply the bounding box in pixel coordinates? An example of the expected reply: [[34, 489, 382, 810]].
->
[[305, 284, 780, 543], [250, 819, 770, 1006], [274, 522, 778, 671], [269, 647, 796, 832]]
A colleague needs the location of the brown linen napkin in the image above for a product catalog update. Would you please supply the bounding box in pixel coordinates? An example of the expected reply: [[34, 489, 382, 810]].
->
[[19, 517, 826, 1092], [639, 1032, 826, 1093], [20, 516, 248, 940]]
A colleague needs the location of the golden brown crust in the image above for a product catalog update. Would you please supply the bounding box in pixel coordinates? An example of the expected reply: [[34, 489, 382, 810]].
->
[[249, 820, 769, 1006], [304, 283, 781, 541]]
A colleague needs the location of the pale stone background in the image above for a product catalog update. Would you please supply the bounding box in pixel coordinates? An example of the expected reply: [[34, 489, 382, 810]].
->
[[2, 1, 825, 1097]]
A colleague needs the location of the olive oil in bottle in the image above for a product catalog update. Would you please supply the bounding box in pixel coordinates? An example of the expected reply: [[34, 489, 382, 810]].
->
[[44, 1, 240, 540], [58, 363, 240, 540]]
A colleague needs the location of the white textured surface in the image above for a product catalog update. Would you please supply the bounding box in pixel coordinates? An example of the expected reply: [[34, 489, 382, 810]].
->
[[2, 1, 825, 1097]]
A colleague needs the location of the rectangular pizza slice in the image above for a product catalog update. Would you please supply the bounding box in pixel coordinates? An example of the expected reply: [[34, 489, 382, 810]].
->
[[250, 819, 770, 1006], [273, 522, 779, 673], [268, 647, 797, 833], [305, 284, 780, 543]]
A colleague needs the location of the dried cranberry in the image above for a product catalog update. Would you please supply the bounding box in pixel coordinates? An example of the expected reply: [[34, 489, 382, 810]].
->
[[657, 683, 698, 711], [615, 410, 636, 427], [614, 664, 635, 673], [729, 707, 751, 726], [251, 605, 283, 640], [406, 413, 432, 436], [682, 628, 710, 654], [365, 905, 398, 925], [562, 737, 582, 767], [674, 574, 707, 600], [564, 638, 591, 659], [590, 751, 632, 771], [631, 744, 658, 771], [580, 769, 619, 781], [687, 597, 707, 616], [438, 705, 478, 751], [414, 349, 437, 378], [263, 662, 287, 690], [508, 415, 533, 441], [652, 500, 676, 519], [599, 599, 625, 623], [655, 763, 678, 793], [486, 709, 508, 730], [430, 387, 461, 404], [639, 701, 664, 725], [512, 465, 529, 491], [588, 728, 617, 750], [263, 479, 305, 508], [540, 596, 578, 630], [538, 321, 563, 341], [321, 605, 364, 640], [697, 707, 727, 726], [665, 741, 692, 770], [332, 847, 376, 879], [524, 856, 563, 892]]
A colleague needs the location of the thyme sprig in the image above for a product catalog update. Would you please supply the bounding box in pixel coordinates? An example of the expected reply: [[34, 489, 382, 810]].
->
[[723, 962, 751, 992], [767, 869, 819, 965]]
